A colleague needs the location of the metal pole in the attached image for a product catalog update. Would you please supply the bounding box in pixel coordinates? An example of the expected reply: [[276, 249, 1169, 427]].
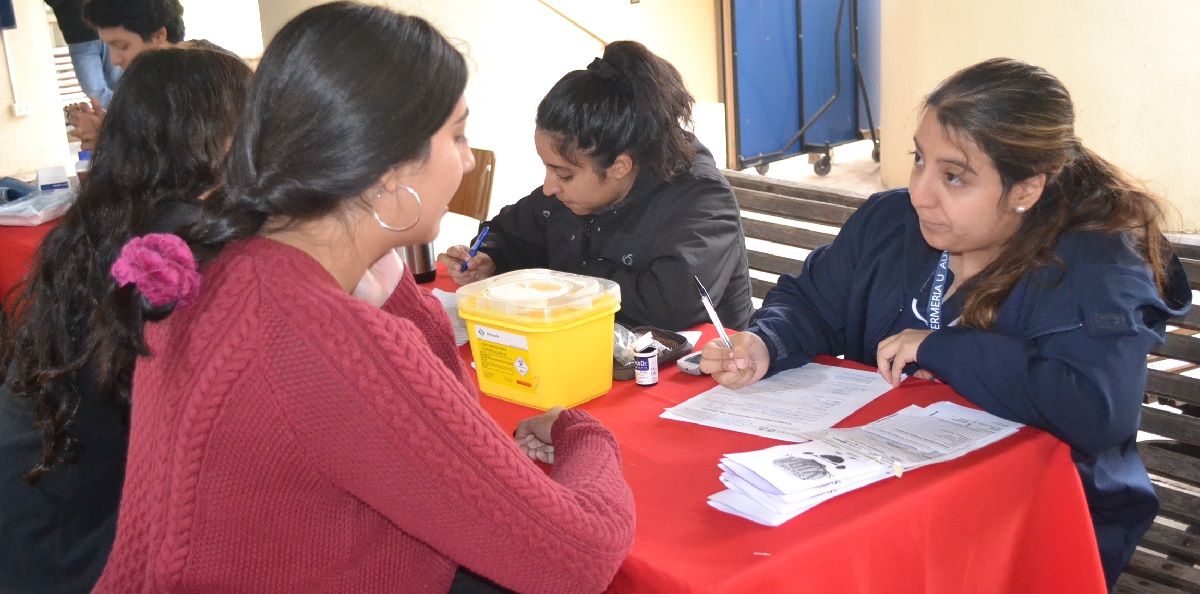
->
[[1, 29, 22, 105]]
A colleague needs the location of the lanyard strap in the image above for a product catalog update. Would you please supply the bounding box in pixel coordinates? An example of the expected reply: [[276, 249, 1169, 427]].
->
[[926, 251, 950, 330]]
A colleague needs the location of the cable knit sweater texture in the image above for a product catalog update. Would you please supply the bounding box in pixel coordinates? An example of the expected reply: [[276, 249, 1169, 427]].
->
[[94, 237, 635, 593]]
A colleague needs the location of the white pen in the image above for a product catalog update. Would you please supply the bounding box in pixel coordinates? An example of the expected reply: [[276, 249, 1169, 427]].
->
[[694, 276, 734, 349]]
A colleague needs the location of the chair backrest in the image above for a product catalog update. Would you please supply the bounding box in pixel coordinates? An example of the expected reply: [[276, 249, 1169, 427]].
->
[[449, 148, 496, 222]]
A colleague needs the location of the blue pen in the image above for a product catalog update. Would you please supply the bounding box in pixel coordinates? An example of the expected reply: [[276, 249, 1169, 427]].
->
[[461, 227, 490, 272]]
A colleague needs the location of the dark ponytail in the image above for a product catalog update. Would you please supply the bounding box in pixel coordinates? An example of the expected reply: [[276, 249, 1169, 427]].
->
[[180, 1, 467, 265], [536, 40, 696, 182], [1, 48, 251, 483]]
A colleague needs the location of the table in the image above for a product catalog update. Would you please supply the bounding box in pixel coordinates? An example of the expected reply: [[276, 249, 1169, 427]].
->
[[442, 267, 1107, 592], [0, 221, 58, 302]]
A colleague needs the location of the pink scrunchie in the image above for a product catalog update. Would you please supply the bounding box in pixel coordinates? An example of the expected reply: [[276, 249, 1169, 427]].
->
[[110, 233, 202, 308]]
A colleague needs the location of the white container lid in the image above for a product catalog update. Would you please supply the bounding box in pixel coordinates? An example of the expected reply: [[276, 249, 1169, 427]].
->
[[456, 268, 621, 326]]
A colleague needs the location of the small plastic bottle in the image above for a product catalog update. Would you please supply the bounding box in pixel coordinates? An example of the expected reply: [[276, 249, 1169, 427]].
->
[[634, 346, 659, 386], [632, 333, 659, 387], [75, 150, 92, 186]]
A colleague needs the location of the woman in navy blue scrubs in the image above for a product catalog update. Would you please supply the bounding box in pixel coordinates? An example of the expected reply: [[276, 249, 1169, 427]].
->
[[701, 58, 1192, 588]]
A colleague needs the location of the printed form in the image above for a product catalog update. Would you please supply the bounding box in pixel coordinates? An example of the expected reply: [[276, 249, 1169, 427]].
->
[[661, 362, 895, 441], [812, 402, 1022, 470]]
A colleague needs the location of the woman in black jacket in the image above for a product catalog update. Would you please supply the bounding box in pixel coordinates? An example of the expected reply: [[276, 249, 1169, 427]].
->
[[439, 41, 754, 332]]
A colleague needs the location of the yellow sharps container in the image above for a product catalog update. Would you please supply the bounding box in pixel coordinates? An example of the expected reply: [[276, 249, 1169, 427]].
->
[[456, 269, 621, 409]]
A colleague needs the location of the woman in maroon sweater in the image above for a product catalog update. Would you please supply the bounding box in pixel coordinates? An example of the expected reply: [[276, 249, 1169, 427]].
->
[[94, 3, 635, 593]]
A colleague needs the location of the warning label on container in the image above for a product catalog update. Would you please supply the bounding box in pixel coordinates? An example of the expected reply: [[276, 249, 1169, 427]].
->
[[474, 325, 536, 393]]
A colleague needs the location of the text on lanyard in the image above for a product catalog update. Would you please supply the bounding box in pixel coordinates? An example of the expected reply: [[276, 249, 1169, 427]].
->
[[926, 251, 950, 330]]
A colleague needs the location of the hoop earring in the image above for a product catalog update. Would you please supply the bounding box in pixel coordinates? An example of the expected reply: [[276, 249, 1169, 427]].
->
[[373, 185, 422, 232]]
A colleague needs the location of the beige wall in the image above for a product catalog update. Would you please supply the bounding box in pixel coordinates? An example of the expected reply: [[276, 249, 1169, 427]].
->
[[181, 0, 264, 59], [0, 0, 70, 179], [880, 0, 1200, 232], [258, 0, 722, 253], [261, 0, 719, 101]]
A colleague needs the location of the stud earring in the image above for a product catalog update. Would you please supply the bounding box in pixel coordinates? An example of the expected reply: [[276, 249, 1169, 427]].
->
[[1015, 205, 1027, 214], [372, 185, 422, 232]]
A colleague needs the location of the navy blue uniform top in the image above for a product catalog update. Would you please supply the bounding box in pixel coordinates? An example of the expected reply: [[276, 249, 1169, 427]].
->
[[748, 189, 1192, 588]]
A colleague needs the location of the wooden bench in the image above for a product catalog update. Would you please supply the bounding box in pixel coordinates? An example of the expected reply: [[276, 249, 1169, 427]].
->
[[1118, 242, 1200, 594], [724, 169, 864, 300], [723, 170, 1200, 592]]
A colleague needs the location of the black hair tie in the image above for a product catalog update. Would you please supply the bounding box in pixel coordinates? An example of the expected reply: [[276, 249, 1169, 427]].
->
[[587, 57, 624, 84]]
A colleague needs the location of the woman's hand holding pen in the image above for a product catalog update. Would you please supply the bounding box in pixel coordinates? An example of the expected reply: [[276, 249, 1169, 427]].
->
[[514, 406, 564, 464], [700, 331, 770, 390], [436, 247, 496, 285]]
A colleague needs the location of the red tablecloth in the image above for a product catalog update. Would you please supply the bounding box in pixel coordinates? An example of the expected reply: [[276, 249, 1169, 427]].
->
[[429, 268, 1106, 593], [0, 221, 58, 301]]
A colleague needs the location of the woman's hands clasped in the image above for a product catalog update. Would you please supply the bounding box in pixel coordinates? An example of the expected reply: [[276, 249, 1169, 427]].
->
[[699, 331, 770, 389], [514, 406, 564, 464], [67, 98, 106, 151], [436, 245, 496, 285]]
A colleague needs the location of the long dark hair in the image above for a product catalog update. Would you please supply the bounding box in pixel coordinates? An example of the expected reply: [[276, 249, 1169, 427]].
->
[[536, 40, 695, 182], [82, 0, 186, 43], [1, 48, 251, 483], [923, 58, 1172, 329], [180, 1, 466, 265]]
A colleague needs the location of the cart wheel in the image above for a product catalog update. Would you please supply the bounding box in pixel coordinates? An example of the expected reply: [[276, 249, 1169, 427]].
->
[[754, 163, 770, 176], [813, 155, 831, 176], [871, 145, 881, 163]]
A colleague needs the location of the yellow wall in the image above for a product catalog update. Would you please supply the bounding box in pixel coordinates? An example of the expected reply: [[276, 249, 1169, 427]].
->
[[520, 0, 721, 103], [261, 0, 719, 101], [258, 0, 723, 252], [880, 0, 1200, 232], [0, 0, 70, 179]]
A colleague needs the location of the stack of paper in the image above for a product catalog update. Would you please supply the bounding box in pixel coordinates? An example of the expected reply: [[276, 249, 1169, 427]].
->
[[432, 288, 470, 346], [711, 440, 896, 526], [708, 402, 1022, 526]]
